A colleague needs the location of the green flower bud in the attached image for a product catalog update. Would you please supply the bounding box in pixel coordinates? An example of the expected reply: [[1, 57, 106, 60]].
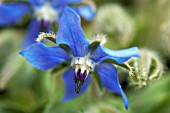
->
[[125, 49, 164, 87], [93, 4, 134, 47]]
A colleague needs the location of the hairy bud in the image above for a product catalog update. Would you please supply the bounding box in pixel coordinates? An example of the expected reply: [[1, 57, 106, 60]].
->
[[126, 49, 163, 87], [93, 4, 134, 47]]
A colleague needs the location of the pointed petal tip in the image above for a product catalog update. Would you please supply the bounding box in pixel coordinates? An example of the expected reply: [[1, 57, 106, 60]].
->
[[19, 44, 34, 56], [19, 50, 26, 57], [62, 6, 81, 23], [19, 43, 69, 71], [78, 5, 96, 21], [90, 46, 141, 64], [133, 47, 141, 58], [19, 51, 23, 55], [95, 63, 129, 109], [124, 98, 129, 110], [121, 89, 129, 110], [125, 105, 128, 110]]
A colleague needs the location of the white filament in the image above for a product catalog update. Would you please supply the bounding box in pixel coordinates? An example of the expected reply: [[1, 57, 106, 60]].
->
[[71, 56, 95, 76]]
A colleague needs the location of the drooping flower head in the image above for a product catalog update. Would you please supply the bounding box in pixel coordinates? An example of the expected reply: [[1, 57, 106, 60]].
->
[[0, 0, 95, 47], [19, 6, 140, 109]]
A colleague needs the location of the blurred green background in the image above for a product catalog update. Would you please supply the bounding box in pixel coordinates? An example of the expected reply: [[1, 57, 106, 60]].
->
[[1, 0, 170, 113]]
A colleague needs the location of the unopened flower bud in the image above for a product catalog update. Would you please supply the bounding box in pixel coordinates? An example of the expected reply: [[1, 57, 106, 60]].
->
[[93, 4, 134, 47], [126, 49, 164, 87]]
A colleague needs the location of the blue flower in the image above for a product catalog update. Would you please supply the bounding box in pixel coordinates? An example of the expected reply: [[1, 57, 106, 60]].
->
[[0, 0, 95, 47], [19, 6, 140, 109]]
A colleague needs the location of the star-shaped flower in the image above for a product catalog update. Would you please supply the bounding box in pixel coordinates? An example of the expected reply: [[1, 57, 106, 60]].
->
[[0, 0, 95, 47], [19, 6, 140, 109]]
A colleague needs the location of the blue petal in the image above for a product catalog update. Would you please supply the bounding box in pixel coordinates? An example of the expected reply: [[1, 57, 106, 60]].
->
[[62, 68, 90, 101], [56, 6, 90, 57], [72, 5, 96, 21], [22, 19, 40, 48], [28, 0, 44, 6], [95, 62, 128, 109], [52, 0, 82, 8], [0, 2, 32, 26], [90, 45, 140, 64], [19, 43, 70, 70]]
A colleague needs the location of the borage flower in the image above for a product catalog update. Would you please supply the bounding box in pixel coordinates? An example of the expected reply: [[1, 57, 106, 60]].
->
[[0, 0, 95, 47], [19, 6, 140, 109]]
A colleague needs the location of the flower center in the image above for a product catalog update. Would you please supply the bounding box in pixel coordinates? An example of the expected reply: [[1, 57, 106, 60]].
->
[[34, 3, 59, 23], [71, 56, 95, 94]]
